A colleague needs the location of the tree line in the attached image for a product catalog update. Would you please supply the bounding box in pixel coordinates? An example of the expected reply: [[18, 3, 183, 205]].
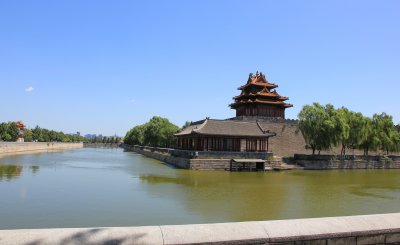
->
[[0, 122, 86, 143], [298, 103, 400, 155], [86, 135, 121, 144], [0, 122, 20, 141], [124, 116, 180, 148]]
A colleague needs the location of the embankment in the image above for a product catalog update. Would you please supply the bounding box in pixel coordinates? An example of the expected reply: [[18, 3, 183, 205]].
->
[[1, 213, 400, 244], [0, 142, 83, 156], [123, 144, 278, 170], [295, 154, 400, 170]]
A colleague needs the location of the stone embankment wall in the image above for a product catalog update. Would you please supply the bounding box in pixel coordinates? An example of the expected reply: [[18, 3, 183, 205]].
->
[[295, 154, 400, 170], [123, 144, 191, 169], [123, 145, 281, 170], [124, 145, 280, 170], [0, 142, 83, 155], [1, 213, 400, 244]]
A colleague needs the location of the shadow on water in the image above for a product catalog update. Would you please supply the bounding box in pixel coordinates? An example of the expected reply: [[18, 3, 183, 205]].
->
[[0, 164, 40, 181]]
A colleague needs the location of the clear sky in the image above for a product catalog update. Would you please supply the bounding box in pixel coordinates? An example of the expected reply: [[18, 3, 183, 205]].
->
[[1, 0, 399, 136]]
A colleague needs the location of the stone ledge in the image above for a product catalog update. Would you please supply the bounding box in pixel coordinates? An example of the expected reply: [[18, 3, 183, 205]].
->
[[1, 213, 400, 245]]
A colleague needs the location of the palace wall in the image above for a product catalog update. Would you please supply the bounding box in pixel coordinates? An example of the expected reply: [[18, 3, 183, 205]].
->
[[232, 117, 366, 157], [0, 142, 83, 156], [259, 119, 307, 157]]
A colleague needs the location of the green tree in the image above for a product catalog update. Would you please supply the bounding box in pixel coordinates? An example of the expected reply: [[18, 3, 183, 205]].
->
[[124, 125, 146, 145], [0, 122, 19, 141], [359, 117, 380, 156], [298, 103, 337, 154], [374, 113, 397, 155], [338, 108, 366, 155], [124, 116, 179, 148], [23, 129, 33, 142], [143, 116, 179, 147]]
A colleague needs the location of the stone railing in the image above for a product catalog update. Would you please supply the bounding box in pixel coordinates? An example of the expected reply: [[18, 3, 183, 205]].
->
[[0, 213, 399, 244]]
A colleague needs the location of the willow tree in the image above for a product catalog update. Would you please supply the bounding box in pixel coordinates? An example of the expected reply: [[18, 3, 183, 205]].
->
[[359, 117, 380, 156], [299, 103, 352, 155], [338, 108, 366, 155], [374, 113, 398, 155], [299, 103, 332, 154]]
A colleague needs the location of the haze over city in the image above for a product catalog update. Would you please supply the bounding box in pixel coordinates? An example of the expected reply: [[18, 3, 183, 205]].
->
[[1, 0, 399, 136]]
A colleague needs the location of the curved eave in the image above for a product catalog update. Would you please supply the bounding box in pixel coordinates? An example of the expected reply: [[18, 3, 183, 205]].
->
[[183, 131, 276, 138], [230, 101, 293, 108], [238, 83, 278, 90]]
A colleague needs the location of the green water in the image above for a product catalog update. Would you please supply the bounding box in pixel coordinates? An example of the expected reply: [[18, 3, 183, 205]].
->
[[1, 148, 400, 229]]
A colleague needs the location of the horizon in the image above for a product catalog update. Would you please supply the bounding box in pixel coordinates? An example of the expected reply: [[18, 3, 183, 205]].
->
[[1, 0, 399, 136]]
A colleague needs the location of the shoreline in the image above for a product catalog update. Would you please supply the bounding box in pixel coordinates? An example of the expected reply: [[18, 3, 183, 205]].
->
[[123, 144, 400, 170], [0, 142, 83, 158]]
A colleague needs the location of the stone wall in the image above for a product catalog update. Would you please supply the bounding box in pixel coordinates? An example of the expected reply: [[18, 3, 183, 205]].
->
[[241, 117, 367, 157], [124, 145, 275, 170], [172, 149, 273, 159], [294, 154, 400, 170], [1, 213, 400, 244], [123, 144, 190, 169], [0, 142, 83, 155]]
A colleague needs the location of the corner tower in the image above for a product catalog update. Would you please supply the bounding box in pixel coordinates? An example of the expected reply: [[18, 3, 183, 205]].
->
[[230, 71, 293, 119]]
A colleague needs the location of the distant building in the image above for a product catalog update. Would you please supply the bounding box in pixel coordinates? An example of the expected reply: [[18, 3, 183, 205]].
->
[[16, 121, 25, 142], [175, 71, 306, 156]]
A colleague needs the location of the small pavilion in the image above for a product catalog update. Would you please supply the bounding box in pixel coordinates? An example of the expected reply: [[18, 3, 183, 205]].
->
[[175, 119, 275, 152]]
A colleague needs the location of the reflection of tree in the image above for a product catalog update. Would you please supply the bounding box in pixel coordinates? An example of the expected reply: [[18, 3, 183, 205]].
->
[[139, 171, 289, 222], [30, 165, 40, 174], [0, 165, 23, 181]]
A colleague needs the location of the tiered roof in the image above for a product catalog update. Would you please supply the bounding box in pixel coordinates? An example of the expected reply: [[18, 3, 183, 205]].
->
[[230, 71, 293, 109], [16, 121, 25, 129]]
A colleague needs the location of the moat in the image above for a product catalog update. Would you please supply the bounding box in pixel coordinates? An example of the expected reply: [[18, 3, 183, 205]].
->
[[1, 148, 400, 230]]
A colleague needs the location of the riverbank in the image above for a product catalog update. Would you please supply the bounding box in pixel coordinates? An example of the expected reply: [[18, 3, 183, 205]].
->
[[122, 144, 281, 170], [0, 142, 83, 157], [123, 144, 400, 170], [0, 213, 399, 244]]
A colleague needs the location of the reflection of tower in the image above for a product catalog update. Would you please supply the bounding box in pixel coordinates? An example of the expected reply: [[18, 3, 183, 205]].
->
[[16, 121, 25, 142]]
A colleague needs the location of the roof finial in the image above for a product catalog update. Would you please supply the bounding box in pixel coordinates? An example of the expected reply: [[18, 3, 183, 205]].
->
[[256, 70, 259, 76]]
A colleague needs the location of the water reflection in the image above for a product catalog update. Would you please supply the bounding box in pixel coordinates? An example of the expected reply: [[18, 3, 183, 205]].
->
[[0, 164, 40, 181], [30, 165, 40, 174], [139, 172, 290, 221], [0, 165, 23, 181], [139, 170, 400, 222], [1, 148, 400, 229]]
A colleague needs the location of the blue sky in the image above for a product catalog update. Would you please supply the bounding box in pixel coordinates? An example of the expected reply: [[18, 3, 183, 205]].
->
[[1, 0, 399, 136]]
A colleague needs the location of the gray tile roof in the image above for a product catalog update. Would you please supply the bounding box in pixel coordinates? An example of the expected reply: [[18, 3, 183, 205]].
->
[[175, 119, 276, 137]]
